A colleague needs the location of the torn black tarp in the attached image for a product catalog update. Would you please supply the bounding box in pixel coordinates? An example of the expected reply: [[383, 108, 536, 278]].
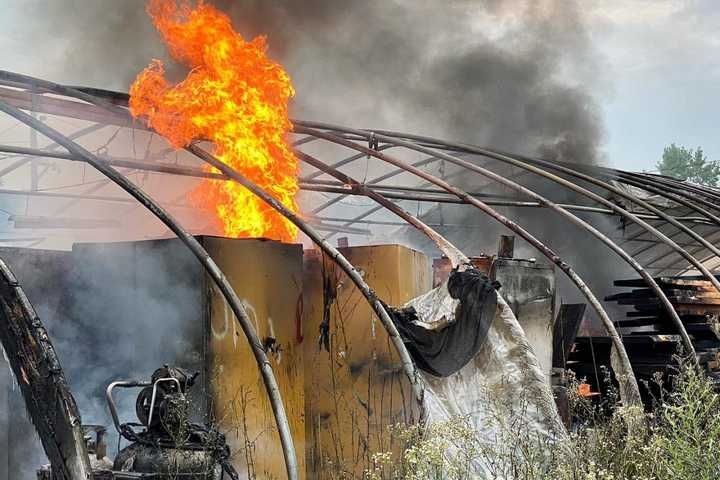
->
[[385, 267, 499, 377]]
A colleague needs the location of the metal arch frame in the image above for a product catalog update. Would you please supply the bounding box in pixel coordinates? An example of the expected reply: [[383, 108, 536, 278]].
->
[[292, 124, 645, 406], [299, 159, 717, 225], [617, 172, 720, 221], [293, 126, 699, 361], [295, 149, 467, 266], [32, 72, 437, 427], [311, 126, 720, 294], [637, 172, 720, 206], [468, 148, 720, 288], [5, 70, 720, 422], [9, 68, 639, 408], [612, 173, 720, 226], [321, 127, 720, 304], [0, 99, 305, 480], [537, 162, 720, 232], [0, 77, 448, 421]]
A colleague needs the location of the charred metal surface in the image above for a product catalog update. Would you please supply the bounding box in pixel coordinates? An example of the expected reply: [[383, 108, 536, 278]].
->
[[0, 257, 93, 479], [492, 258, 556, 379], [111, 366, 237, 480]]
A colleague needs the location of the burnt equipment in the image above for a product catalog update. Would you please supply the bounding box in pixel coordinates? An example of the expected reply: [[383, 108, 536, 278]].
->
[[106, 365, 237, 480]]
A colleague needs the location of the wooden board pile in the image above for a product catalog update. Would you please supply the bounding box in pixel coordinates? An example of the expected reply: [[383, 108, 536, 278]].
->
[[564, 275, 720, 397]]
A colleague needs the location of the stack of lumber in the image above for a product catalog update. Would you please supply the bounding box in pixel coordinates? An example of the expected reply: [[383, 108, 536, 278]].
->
[[563, 275, 720, 397], [606, 275, 720, 374]]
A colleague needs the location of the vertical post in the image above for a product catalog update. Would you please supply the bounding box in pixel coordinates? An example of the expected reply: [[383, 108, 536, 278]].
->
[[30, 86, 38, 192], [27, 86, 39, 220], [497, 235, 515, 259]]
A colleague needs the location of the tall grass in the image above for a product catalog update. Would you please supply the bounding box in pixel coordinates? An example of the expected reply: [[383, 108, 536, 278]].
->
[[365, 358, 720, 480]]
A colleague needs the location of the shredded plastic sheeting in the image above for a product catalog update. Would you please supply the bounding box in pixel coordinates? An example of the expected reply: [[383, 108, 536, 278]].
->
[[404, 280, 459, 331], [404, 283, 566, 476], [387, 269, 498, 377]]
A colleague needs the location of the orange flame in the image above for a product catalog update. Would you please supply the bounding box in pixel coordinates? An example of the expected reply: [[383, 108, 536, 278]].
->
[[129, 0, 299, 241]]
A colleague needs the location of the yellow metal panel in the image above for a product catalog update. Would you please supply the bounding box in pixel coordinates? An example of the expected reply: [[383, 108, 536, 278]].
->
[[205, 237, 305, 479], [303, 245, 430, 478]]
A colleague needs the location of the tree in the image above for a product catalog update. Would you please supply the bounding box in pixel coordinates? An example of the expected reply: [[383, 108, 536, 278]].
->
[[656, 144, 720, 186]]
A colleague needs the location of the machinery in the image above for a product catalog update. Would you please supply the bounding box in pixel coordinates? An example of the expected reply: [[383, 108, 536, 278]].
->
[[38, 366, 238, 480]]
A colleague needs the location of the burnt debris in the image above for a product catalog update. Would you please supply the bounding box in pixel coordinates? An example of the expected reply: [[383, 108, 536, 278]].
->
[[0, 258, 93, 480], [107, 366, 238, 480]]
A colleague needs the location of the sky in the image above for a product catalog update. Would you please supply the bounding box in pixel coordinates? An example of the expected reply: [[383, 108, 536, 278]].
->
[[586, 0, 720, 171], [0, 0, 717, 172]]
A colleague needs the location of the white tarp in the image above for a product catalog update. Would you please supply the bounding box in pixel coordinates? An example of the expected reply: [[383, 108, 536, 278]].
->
[[403, 281, 566, 476]]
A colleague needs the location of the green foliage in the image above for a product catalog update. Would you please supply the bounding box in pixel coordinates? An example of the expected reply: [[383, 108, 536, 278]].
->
[[656, 144, 720, 186], [365, 360, 720, 480], [646, 365, 720, 479]]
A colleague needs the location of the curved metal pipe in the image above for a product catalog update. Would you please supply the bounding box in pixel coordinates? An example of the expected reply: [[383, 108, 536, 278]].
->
[[296, 149, 468, 266], [544, 162, 720, 227], [0, 100, 299, 480], [308, 132, 697, 360], [344, 127, 720, 293], [0, 71, 432, 435], [612, 172, 720, 226], [630, 172, 720, 213], [106, 380, 152, 434], [496, 151, 720, 285], [0, 70, 131, 119], [293, 125, 643, 406], [186, 143, 428, 418]]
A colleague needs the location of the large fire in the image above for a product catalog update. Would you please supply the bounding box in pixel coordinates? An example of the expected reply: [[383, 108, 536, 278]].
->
[[129, 0, 299, 241]]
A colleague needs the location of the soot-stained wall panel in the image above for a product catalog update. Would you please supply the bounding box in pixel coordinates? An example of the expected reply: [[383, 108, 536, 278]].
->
[[303, 244, 431, 479], [492, 259, 556, 380], [203, 237, 306, 480]]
